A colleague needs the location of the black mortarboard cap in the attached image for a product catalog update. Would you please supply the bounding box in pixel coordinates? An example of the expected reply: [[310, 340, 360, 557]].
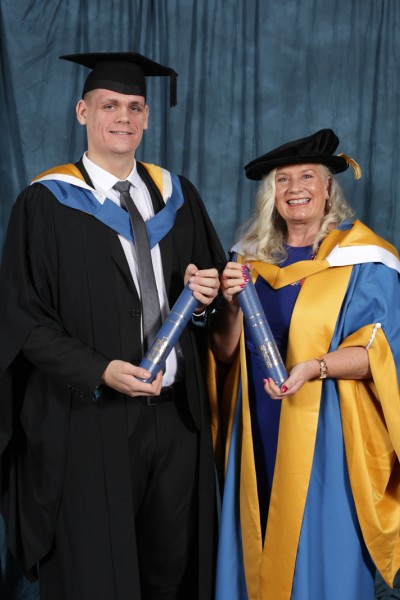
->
[[60, 52, 178, 106], [244, 129, 350, 180]]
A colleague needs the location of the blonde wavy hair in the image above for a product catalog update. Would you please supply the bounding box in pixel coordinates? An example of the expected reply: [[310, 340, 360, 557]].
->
[[238, 164, 354, 264]]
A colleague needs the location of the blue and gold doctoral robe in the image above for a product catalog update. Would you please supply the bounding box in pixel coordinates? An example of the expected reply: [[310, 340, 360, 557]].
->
[[210, 220, 400, 600]]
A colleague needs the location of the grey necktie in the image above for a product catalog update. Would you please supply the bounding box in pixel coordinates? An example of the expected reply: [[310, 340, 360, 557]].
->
[[113, 180, 162, 351]]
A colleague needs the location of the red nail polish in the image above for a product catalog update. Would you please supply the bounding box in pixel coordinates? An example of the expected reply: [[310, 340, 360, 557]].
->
[[240, 284, 245, 288], [263, 379, 268, 384], [281, 385, 288, 393]]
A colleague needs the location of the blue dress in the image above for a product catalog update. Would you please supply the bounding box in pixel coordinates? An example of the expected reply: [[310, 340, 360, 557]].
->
[[245, 245, 314, 537]]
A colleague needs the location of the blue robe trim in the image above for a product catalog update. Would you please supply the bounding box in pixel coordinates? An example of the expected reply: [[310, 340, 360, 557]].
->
[[38, 172, 184, 249], [215, 386, 248, 600]]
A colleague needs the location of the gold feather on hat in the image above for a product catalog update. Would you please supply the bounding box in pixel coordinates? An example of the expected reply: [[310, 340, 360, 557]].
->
[[338, 153, 362, 179]]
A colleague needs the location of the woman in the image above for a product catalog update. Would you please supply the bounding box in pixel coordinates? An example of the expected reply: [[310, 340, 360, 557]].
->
[[210, 129, 400, 600]]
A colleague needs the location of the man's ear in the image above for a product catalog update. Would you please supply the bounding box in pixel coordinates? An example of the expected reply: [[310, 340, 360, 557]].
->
[[143, 103, 149, 130], [76, 99, 87, 126]]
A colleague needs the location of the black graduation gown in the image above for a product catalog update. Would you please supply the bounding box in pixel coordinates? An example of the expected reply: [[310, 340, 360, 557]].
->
[[0, 161, 226, 599]]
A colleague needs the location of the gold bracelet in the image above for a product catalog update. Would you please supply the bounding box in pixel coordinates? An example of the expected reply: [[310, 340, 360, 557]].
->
[[316, 357, 328, 379]]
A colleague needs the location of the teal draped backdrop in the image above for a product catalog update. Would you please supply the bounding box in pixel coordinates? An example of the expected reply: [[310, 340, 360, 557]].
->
[[1, 0, 399, 598], [1, 0, 400, 255]]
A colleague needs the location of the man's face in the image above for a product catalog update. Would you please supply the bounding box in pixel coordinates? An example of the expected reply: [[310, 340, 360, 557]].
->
[[76, 88, 149, 167]]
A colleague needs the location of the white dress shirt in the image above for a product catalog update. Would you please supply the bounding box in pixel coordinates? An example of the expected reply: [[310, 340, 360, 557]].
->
[[82, 153, 184, 386]]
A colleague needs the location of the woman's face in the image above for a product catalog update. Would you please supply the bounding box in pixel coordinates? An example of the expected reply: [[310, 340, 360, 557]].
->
[[274, 163, 331, 229]]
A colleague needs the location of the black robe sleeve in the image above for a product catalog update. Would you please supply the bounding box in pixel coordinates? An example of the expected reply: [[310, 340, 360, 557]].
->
[[1, 184, 110, 401]]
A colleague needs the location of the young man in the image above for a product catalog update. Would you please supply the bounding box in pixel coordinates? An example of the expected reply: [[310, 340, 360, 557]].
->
[[0, 52, 226, 600]]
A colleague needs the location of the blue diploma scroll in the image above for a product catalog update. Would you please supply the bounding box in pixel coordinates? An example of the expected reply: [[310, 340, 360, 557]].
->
[[138, 283, 199, 382], [238, 267, 288, 386]]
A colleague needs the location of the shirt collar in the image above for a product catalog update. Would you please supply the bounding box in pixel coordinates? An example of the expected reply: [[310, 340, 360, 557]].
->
[[82, 153, 140, 194]]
